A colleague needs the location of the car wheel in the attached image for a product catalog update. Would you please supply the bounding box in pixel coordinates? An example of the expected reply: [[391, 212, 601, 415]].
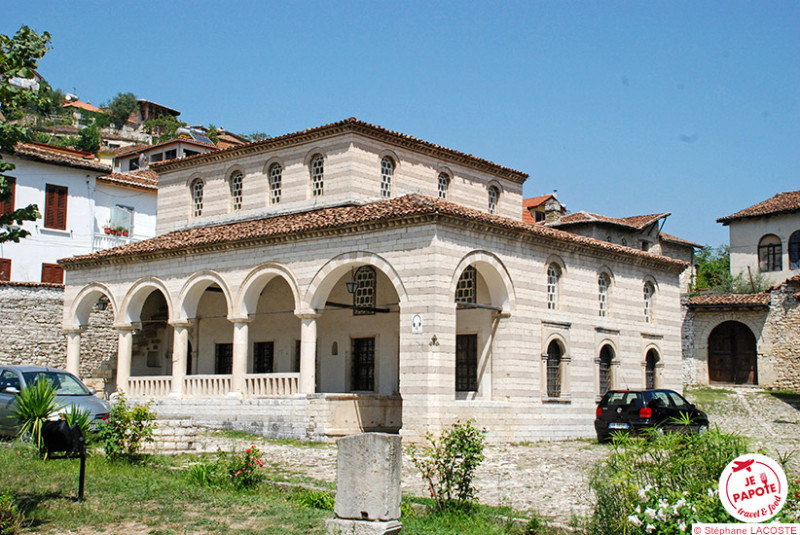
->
[[697, 424, 709, 434]]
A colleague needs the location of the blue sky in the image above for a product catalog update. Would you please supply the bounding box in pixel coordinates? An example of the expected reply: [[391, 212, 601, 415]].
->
[[3, 1, 798, 247]]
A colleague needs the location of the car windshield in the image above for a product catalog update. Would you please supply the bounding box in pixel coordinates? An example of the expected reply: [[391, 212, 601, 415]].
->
[[22, 372, 90, 396]]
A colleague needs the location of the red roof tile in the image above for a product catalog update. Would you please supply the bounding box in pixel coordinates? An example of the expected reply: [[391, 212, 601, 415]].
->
[[60, 194, 688, 271], [551, 211, 670, 231], [62, 100, 103, 114], [114, 137, 218, 158], [659, 233, 701, 248], [153, 117, 529, 183], [717, 191, 800, 224], [686, 293, 770, 308], [11, 143, 111, 173], [523, 194, 556, 209], [97, 169, 158, 190]]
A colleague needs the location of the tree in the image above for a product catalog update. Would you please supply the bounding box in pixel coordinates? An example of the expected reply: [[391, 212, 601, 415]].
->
[[75, 125, 101, 153], [143, 114, 186, 143], [206, 123, 220, 145], [0, 25, 51, 244], [693, 244, 772, 294], [243, 131, 270, 142], [105, 92, 138, 129]]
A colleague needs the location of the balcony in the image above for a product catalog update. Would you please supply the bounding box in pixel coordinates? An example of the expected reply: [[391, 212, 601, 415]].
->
[[93, 232, 134, 252]]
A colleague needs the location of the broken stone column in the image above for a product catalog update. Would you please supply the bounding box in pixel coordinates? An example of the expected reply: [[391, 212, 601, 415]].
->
[[326, 432, 402, 535]]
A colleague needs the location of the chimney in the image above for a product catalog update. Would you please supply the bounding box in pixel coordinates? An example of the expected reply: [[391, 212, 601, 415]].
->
[[544, 193, 563, 223]]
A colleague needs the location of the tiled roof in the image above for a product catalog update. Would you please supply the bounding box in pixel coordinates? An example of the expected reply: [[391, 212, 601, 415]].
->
[[717, 190, 800, 224], [153, 117, 529, 183], [35, 124, 80, 135], [60, 194, 688, 271], [550, 211, 670, 231], [11, 143, 111, 173], [686, 293, 770, 308], [101, 144, 149, 155], [0, 281, 64, 289], [62, 100, 103, 114], [523, 194, 555, 209], [114, 137, 218, 158], [97, 169, 158, 190], [659, 233, 701, 248]]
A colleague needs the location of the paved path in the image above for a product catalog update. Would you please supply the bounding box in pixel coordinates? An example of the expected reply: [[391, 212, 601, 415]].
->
[[184, 386, 800, 523]]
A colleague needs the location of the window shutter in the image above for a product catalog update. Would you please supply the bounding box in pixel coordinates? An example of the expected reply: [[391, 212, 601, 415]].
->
[[44, 185, 68, 230], [0, 177, 15, 215], [41, 263, 64, 284], [0, 258, 11, 281]]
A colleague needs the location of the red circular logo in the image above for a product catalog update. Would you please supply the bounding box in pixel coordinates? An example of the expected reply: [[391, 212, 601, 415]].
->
[[719, 454, 787, 522]]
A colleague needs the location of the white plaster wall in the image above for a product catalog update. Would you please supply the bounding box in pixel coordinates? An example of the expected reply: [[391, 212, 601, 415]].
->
[[94, 182, 157, 241], [728, 213, 800, 285]]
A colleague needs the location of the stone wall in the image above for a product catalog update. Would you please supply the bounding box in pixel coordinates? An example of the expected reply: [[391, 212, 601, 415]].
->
[[761, 282, 800, 391], [0, 283, 117, 391]]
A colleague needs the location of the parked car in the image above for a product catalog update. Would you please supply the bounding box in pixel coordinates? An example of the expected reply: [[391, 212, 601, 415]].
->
[[594, 389, 709, 443], [0, 366, 110, 437]]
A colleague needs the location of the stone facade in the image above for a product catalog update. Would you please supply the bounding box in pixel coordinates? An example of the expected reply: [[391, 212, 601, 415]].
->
[[59, 119, 688, 442], [683, 277, 800, 391], [0, 283, 117, 392]]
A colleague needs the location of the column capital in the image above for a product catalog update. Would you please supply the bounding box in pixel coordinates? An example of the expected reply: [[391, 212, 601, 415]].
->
[[63, 326, 85, 335], [294, 310, 322, 320], [227, 314, 254, 324], [113, 322, 141, 332], [169, 318, 196, 329]]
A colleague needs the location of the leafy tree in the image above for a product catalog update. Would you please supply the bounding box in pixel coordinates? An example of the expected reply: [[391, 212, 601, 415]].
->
[[105, 92, 138, 129], [206, 123, 220, 144], [243, 131, 270, 142], [142, 114, 186, 143], [75, 125, 101, 153], [0, 25, 51, 244], [694, 245, 731, 290]]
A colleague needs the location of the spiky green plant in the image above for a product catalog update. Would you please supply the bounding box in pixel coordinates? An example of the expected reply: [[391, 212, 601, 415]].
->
[[11, 379, 57, 456], [63, 404, 93, 443]]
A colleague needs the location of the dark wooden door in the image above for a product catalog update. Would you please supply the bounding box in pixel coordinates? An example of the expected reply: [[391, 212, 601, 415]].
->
[[708, 321, 757, 384]]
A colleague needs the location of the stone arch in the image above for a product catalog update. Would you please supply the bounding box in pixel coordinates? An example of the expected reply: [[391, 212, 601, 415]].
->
[[119, 277, 174, 325], [643, 344, 662, 389], [235, 263, 302, 318], [304, 251, 407, 312], [450, 250, 516, 312], [177, 270, 234, 320], [67, 282, 118, 329]]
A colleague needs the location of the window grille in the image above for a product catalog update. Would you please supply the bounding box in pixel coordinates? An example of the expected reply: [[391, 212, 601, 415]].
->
[[438, 173, 449, 199], [214, 343, 233, 374], [758, 235, 782, 272], [230, 172, 243, 211], [598, 273, 609, 317], [547, 264, 560, 310], [269, 163, 282, 204], [645, 349, 658, 389], [353, 266, 376, 315], [546, 341, 562, 398], [380, 157, 394, 198], [643, 282, 654, 323], [253, 341, 274, 373], [311, 155, 324, 197], [599, 346, 613, 395], [455, 265, 476, 304], [488, 186, 499, 214], [790, 231, 800, 269], [192, 179, 204, 217]]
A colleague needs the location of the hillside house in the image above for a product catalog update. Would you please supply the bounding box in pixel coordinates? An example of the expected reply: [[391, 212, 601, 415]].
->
[[59, 118, 687, 441]]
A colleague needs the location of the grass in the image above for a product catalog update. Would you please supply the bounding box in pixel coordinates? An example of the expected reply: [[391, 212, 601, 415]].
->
[[684, 385, 735, 408], [1, 440, 563, 535]]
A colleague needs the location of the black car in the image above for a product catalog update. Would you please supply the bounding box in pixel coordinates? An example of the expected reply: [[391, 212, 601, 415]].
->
[[594, 389, 709, 443]]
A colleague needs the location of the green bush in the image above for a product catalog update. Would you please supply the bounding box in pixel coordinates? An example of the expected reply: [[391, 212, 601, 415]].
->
[[11, 378, 58, 456], [224, 446, 264, 489], [0, 490, 21, 535], [186, 460, 223, 487], [97, 394, 156, 462], [62, 404, 93, 443], [291, 489, 335, 510], [408, 419, 487, 510], [588, 428, 752, 534]]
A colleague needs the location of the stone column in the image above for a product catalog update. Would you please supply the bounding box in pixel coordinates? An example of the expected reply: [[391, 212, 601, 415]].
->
[[115, 323, 138, 393], [169, 321, 191, 398], [228, 317, 252, 399], [65, 327, 84, 377], [297, 313, 321, 394]]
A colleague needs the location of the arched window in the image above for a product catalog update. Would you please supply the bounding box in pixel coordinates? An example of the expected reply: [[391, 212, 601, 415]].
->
[[488, 186, 499, 214], [546, 340, 563, 398], [645, 349, 659, 389], [598, 273, 610, 317], [758, 234, 782, 272], [599, 345, 614, 395], [547, 264, 560, 310], [353, 266, 376, 316], [268, 163, 282, 205], [455, 265, 476, 304], [310, 154, 324, 197], [380, 157, 394, 199], [643, 281, 655, 323], [788, 231, 800, 269], [438, 172, 450, 199], [191, 179, 204, 217], [229, 171, 243, 212]]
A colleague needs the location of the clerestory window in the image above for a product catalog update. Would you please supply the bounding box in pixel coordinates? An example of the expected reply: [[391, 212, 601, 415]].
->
[[380, 157, 394, 199], [229, 171, 243, 212], [191, 179, 204, 217], [269, 163, 282, 205], [310, 154, 324, 197]]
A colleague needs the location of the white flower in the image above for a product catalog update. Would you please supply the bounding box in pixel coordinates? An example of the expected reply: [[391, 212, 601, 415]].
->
[[646, 524, 656, 533], [657, 508, 666, 521], [636, 505, 642, 513], [638, 488, 648, 500], [657, 499, 668, 509], [627, 514, 642, 526], [644, 507, 657, 519], [678, 521, 687, 532]]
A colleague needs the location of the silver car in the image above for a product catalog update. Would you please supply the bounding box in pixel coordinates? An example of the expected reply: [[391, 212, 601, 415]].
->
[[0, 365, 111, 437]]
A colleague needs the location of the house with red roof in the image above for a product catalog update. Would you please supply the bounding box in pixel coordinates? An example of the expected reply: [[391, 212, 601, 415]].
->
[[56, 118, 689, 442]]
